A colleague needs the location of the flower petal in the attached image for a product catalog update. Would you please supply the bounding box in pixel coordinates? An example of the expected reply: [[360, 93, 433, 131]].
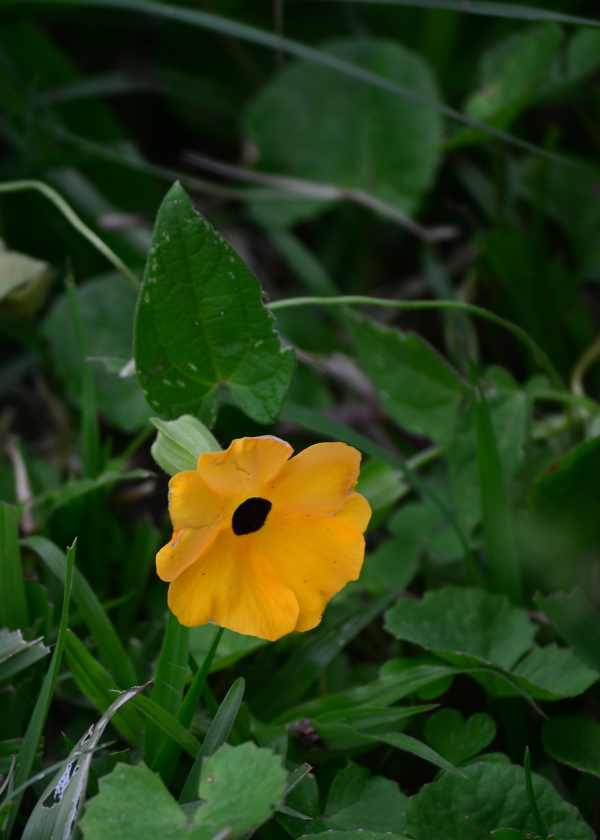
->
[[336, 492, 372, 533], [168, 470, 224, 531], [268, 442, 361, 514], [167, 529, 300, 641], [198, 436, 293, 500], [255, 500, 367, 633], [156, 524, 222, 582]]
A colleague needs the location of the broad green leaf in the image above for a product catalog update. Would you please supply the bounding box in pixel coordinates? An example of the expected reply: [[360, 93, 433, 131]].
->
[[350, 314, 465, 443], [245, 38, 442, 225], [22, 684, 147, 840], [134, 182, 294, 424], [189, 626, 265, 672], [150, 415, 220, 476], [356, 459, 409, 520], [535, 589, 600, 672], [388, 500, 464, 565], [456, 24, 561, 144], [498, 644, 599, 700], [543, 716, 600, 777], [531, 437, 600, 553], [193, 742, 287, 838], [0, 503, 29, 629], [385, 586, 535, 670], [43, 273, 151, 432], [424, 708, 496, 764], [0, 629, 49, 683], [82, 745, 286, 839], [407, 759, 593, 839], [360, 536, 420, 597], [323, 764, 409, 833], [80, 763, 187, 839]]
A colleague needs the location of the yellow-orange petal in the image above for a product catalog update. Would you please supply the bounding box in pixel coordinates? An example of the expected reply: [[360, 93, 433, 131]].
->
[[197, 436, 293, 500], [254, 503, 366, 633], [167, 529, 300, 641], [267, 442, 361, 514], [335, 492, 372, 533], [168, 470, 224, 531], [156, 524, 221, 582]]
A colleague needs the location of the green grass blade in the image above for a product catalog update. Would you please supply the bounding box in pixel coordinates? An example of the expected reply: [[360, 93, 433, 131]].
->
[[5, 0, 586, 167], [133, 695, 201, 759], [0, 503, 29, 630], [180, 677, 245, 803], [65, 274, 101, 479], [6, 540, 76, 837], [144, 612, 189, 766], [475, 391, 522, 603], [317, 0, 600, 27], [22, 536, 137, 688], [153, 626, 224, 781], [64, 630, 145, 744]]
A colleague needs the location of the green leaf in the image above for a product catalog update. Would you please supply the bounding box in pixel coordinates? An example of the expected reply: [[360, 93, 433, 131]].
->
[[180, 677, 245, 803], [145, 612, 189, 766], [407, 759, 594, 840], [21, 684, 147, 840], [359, 730, 461, 775], [531, 435, 600, 551], [315, 705, 436, 751], [134, 182, 294, 424], [188, 626, 265, 672], [384, 586, 535, 670], [43, 274, 151, 432], [543, 716, 600, 777], [475, 391, 522, 602], [0, 248, 52, 316], [502, 644, 599, 700], [456, 24, 562, 144], [360, 536, 420, 597], [0, 629, 49, 683], [244, 38, 442, 225], [535, 589, 600, 672], [64, 630, 145, 745], [80, 762, 188, 839], [0, 503, 29, 629], [23, 536, 137, 689], [255, 593, 394, 719], [424, 709, 496, 764], [350, 314, 465, 443], [193, 743, 287, 838], [323, 764, 409, 833], [7, 540, 76, 837], [150, 415, 220, 475]]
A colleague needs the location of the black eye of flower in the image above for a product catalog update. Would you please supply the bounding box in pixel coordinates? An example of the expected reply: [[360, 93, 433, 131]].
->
[[232, 497, 272, 535]]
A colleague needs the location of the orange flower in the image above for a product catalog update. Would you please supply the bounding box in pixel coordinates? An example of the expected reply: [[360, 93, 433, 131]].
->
[[156, 436, 371, 641]]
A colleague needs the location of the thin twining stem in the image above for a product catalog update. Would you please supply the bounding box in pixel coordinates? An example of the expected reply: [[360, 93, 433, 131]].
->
[[267, 294, 563, 389], [0, 179, 138, 288]]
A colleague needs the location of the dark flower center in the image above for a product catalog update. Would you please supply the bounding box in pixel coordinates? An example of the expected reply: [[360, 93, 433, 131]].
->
[[232, 497, 272, 536]]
